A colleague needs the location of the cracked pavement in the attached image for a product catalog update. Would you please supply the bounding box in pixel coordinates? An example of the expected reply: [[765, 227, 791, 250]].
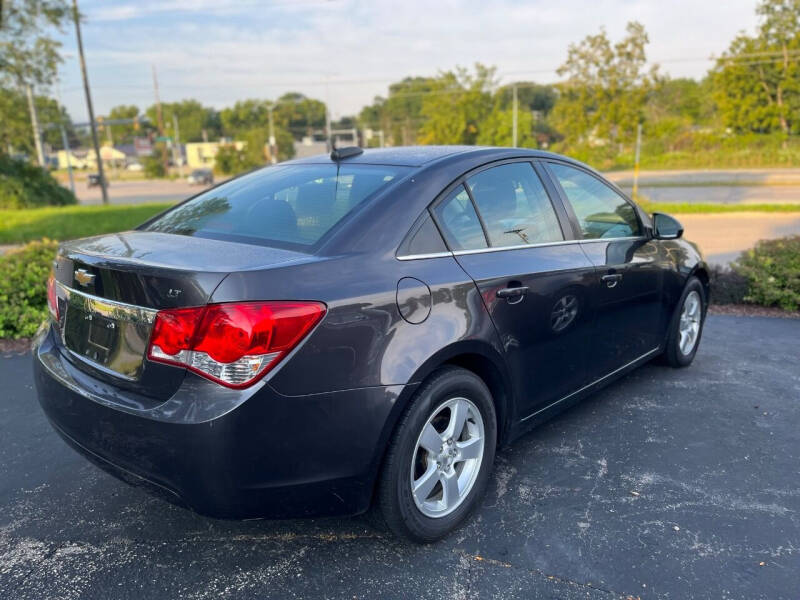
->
[[1, 315, 799, 599]]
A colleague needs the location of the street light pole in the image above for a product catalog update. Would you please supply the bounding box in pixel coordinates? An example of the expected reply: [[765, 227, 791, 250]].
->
[[72, 0, 108, 203]]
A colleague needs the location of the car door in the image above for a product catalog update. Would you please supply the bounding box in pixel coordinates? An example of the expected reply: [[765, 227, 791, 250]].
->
[[431, 160, 597, 421], [542, 161, 663, 378]]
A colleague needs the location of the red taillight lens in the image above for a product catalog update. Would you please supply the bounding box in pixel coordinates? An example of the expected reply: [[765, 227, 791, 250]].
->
[[147, 301, 326, 389], [47, 274, 59, 321]]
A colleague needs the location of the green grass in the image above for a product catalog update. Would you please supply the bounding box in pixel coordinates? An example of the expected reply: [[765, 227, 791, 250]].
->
[[637, 201, 800, 214], [0, 203, 173, 244]]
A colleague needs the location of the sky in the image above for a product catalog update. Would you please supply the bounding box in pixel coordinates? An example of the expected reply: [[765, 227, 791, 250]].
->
[[55, 0, 761, 124]]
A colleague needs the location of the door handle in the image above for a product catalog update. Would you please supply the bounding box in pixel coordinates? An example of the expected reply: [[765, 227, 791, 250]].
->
[[601, 273, 623, 288], [497, 286, 529, 300]]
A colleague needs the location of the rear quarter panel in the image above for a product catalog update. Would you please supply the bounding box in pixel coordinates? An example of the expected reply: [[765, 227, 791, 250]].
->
[[209, 253, 504, 397]]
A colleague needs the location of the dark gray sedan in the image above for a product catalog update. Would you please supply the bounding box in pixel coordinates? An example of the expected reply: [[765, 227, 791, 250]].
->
[[34, 146, 709, 542]]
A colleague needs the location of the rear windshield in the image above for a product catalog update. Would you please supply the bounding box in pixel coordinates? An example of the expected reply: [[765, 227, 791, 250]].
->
[[144, 164, 410, 248]]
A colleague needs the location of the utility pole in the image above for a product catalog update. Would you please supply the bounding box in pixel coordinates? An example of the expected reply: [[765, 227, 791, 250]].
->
[[73, 0, 108, 203], [512, 84, 518, 148], [59, 123, 75, 194], [632, 122, 642, 200], [152, 65, 169, 174], [267, 104, 277, 164], [172, 113, 184, 176], [25, 84, 46, 166], [325, 108, 332, 152]]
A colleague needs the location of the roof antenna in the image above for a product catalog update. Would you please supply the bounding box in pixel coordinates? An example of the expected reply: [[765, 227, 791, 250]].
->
[[331, 146, 363, 161]]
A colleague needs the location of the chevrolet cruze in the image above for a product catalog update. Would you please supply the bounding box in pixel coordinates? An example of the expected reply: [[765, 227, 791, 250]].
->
[[34, 146, 709, 542]]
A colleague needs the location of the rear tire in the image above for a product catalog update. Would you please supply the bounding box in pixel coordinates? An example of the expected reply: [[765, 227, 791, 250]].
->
[[663, 276, 706, 368], [377, 366, 497, 543]]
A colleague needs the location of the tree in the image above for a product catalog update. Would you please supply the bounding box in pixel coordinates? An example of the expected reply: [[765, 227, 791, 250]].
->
[[146, 99, 220, 143], [418, 64, 496, 145], [105, 105, 142, 144], [551, 22, 658, 148], [0, 87, 75, 154], [494, 82, 557, 116], [712, 0, 800, 135], [273, 92, 327, 139], [0, 0, 70, 87], [476, 107, 535, 147], [358, 76, 439, 145]]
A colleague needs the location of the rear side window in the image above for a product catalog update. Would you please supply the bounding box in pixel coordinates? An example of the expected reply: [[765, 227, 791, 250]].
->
[[466, 162, 563, 247], [144, 164, 410, 248], [433, 185, 487, 251], [548, 163, 641, 239]]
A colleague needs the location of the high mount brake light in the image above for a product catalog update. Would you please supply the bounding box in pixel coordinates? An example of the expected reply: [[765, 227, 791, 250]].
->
[[147, 301, 326, 389]]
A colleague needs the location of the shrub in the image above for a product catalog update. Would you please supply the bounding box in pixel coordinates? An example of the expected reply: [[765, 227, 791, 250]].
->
[[708, 265, 749, 305], [0, 156, 77, 209], [0, 239, 58, 339], [143, 148, 166, 178], [733, 236, 800, 311]]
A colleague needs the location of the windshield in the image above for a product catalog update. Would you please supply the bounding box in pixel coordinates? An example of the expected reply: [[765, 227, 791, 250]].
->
[[144, 163, 410, 248]]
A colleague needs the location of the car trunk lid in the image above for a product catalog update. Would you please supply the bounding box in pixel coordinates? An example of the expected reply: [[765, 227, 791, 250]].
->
[[52, 231, 312, 400]]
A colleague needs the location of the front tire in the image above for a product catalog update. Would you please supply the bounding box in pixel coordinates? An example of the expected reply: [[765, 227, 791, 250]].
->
[[663, 276, 706, 367], [377, 367, 497, 543]]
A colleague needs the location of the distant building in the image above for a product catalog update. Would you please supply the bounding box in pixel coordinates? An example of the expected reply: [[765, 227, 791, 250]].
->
[[185, 141, 245, 169], [293, 137, 328, 159]]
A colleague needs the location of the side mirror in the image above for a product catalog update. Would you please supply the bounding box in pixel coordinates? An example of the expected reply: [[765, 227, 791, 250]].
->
[[652, 212, 683, 240]]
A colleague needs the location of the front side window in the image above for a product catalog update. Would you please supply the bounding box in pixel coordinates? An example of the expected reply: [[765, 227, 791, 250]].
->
[[466, 162, 564, 247], [145, 164, 410, 248], [433, 185, 487, 251], [548, 163, 641, 239]]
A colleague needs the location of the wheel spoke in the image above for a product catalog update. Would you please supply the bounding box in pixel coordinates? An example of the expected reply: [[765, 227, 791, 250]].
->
[[445, 399, 468, 440], [419, 423, 443, 455], [456, 437, 482, 461], [441, 472, 460, 509], [412, 463, 439, 503]]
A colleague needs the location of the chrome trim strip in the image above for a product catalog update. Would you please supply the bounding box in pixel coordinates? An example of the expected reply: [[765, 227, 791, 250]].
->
[[453, 238, 579, 256], [56, 282, 158, 324], [396, 251, 454, 261], [396, 236, 649, 260], [520, 347, 661, 422], [579, 236, 646, 245]]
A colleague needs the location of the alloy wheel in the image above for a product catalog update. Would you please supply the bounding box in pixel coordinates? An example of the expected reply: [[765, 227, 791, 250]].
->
[[678, 290, 702, 355], [410, 397, 485, 518]]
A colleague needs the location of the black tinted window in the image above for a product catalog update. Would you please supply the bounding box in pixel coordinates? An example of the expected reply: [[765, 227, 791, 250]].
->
[[401, 214, 447, 256], [145, 164, 410, 247], [467, 163, 563, 247], [433, 185, 487, 251], [549, 163, 641, 239]]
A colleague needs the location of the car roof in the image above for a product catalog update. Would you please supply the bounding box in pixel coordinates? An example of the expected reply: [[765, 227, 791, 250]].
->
[[285, 145, 594, 171]]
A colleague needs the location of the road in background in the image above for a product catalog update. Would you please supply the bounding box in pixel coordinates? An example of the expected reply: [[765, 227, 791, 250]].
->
[[2, 315, 799, 599], [76, 179, 218, 205]]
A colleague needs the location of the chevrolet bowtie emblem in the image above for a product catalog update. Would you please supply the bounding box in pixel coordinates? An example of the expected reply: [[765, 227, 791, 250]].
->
[[74, 268, 96, 287]]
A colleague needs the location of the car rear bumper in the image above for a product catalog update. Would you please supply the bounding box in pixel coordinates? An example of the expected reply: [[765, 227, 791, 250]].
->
[[33, 325, 412, 519]]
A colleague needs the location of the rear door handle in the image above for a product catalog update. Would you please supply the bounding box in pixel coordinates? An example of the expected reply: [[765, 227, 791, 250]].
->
[[601, 273, 623, 288], [497, 286, 529, 299]]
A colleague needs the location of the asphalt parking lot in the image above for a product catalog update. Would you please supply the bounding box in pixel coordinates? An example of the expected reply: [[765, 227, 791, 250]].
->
[[1, 315, 799, 599]]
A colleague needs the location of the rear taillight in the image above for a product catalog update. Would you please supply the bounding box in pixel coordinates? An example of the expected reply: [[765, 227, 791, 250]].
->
[[147, 301, 326, 389], [47, 274, 59, 321]]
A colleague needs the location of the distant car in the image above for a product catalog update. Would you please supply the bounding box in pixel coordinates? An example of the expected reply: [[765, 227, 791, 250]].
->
[[188, 169, 214, 185], [126, 162, 144, 172], [86, 173, 108, 188], [34, 146, 709, 542]]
